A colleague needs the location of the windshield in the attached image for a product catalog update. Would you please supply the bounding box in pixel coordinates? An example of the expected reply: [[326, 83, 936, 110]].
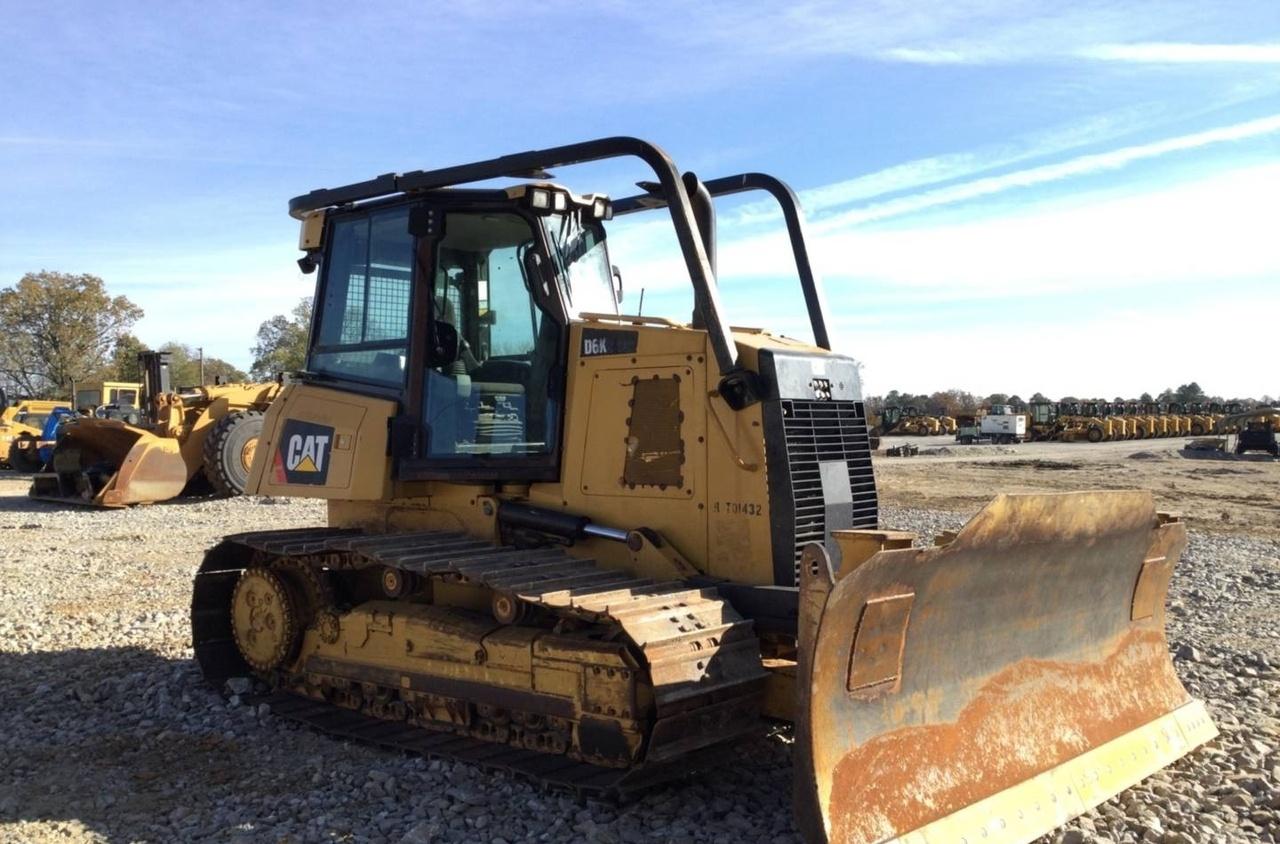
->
[[112, 388, 139, 406], [541, 213, 617, 319]]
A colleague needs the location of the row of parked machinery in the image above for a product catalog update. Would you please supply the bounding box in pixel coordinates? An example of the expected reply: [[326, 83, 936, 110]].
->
[[870, 400, 1249, 447], [1026, 400, 1247, 443]]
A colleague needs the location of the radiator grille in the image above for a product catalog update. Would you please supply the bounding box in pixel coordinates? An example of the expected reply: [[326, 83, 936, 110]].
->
[[779, 398, 878, 584]]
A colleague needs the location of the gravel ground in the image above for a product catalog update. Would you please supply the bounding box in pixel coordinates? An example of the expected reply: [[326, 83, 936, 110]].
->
[[0, 487, 1276, 843]]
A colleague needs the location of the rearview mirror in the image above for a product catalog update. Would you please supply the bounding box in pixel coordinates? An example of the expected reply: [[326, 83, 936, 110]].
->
[[612, 264, 623, 304], [522, 250, 552, 298]]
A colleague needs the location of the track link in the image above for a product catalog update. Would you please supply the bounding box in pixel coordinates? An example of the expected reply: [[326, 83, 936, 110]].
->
[[259, 691, 729, 799]]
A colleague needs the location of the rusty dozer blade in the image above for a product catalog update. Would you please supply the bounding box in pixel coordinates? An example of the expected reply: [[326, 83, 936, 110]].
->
[[29, 420, 189, 507], [793, 491, 1217, 844]]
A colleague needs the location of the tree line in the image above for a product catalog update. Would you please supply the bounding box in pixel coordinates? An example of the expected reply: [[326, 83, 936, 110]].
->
[[867, 384, 1274, 418], [0, 271, 312, 401], [1, 271, 1273, 410]]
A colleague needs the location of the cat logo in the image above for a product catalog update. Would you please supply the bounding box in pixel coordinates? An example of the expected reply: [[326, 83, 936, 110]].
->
[[272, 419, 335, 486]]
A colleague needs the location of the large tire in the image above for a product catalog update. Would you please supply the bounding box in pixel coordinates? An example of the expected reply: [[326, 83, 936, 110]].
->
[[1087, 426, 1104, 443], [8, 435, 42, 472], [203, 410, 265, 497]]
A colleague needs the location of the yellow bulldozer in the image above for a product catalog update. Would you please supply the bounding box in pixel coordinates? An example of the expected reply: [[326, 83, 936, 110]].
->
[[191, 139, 1215, 844], [1026, 400, 1065, 441], [31, 350, 280, 506], [898, 405, 943, 435], [1059, 400, 1125, 443]]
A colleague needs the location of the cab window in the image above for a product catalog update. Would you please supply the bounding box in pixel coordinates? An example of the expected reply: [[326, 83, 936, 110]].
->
[[311, 206, 414, 387], [421, 212, 560, 459]]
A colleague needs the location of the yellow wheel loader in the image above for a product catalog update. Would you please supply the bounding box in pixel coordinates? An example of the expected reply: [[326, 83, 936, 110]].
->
[[31, 351, 279, 506], [1124, 403, 1158, 440], [1162, 403, 1193, 437], [1102, 402, 1134, 440], [191, 139, 1215, 844], [1, 397, 70, 470], [1183, 403, 1216, 438], [1138, 402, 1171, 438]]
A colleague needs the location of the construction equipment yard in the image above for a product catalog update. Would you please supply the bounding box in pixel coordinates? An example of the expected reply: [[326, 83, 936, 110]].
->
[[1, 443, 1276, 844], [5, 2, 1277, 841]]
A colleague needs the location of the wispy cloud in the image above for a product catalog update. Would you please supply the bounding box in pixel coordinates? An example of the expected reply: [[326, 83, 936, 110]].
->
[[877, 47, 1003, 65], [878, 40, 1280, 67], [1080, 42, 1280, 63], [656, 1, 1280, 70], [610, 116, 1280, 306], [811, 114, 1280, 230], [723, 107, 1161, 229]]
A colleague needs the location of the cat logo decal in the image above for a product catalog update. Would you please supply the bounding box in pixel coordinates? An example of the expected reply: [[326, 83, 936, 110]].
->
[[273, 420, 335, 485]]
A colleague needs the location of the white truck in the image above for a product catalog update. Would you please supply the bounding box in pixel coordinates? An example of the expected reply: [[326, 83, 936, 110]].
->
[[956, 404, 1027, 444]]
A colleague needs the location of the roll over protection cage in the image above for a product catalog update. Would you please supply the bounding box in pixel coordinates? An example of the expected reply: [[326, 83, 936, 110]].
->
[[288, 137, 833, 407], [613, 172, 832, 352]]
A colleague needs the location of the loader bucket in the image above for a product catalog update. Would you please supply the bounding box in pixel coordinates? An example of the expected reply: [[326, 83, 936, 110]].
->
[[31, 420, 188, 507], [793, 491, 1216, 844]]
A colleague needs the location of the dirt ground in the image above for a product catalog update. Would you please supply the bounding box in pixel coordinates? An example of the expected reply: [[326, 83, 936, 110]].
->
[[875, 435, 1280, 539]]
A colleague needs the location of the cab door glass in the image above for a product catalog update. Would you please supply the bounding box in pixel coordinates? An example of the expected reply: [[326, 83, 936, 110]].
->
[[310, 206, 414, 387], [423, 212, 559, 457]]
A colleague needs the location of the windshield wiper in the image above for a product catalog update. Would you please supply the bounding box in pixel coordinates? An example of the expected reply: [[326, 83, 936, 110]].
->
[[294, 369, 340, 383]]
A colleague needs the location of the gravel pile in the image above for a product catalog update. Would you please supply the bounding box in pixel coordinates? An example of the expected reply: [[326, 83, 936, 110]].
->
[[0, 488, 1274, 843]]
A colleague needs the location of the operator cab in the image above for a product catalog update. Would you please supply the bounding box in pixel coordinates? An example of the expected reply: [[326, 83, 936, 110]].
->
[[304, 184, 618, 479], [1029, 402, 1057, 424]]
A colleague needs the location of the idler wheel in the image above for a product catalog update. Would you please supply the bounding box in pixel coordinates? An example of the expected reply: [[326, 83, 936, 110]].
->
[[231, 567, 300, 672]]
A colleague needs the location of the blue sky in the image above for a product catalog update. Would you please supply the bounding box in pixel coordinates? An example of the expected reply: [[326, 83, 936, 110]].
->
[[1, 1, 1277, 397]]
